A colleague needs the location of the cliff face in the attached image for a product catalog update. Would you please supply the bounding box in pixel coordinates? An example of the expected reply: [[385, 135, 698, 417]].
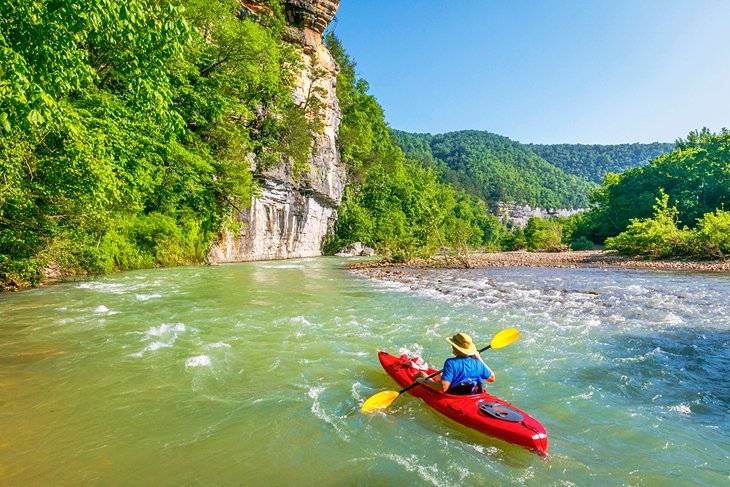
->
[[207, 0, 344, 262], [491, 202, 584, 229]]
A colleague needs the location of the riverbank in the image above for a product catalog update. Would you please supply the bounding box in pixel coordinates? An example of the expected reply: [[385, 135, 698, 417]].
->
[[348, 250, 730, 277]]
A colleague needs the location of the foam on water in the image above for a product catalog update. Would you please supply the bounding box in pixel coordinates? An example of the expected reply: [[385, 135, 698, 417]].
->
[[185, 355, 212, 368], [130, 341, 172, 357], [350, 381, 365, 402], [135, 294, 161, 301], [615, 347, 663, 363], [363, 266, 730, 336], [76, 280, 155, 294], [667, 404, 693, 416], [307, 385, 349, 441], [147, 323, 186, 336], [261, 263, 305, 269], [664, 312, 685, 325], [129, 323, 188, 357], [76, 281, 116, 290], [382, 453, 448, 487]]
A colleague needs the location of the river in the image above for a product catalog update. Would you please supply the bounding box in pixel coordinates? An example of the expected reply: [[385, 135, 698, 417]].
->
[[1, 258, 728, 486]]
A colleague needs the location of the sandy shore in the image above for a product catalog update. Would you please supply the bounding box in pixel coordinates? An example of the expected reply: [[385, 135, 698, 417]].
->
[[348, 250, 730, 276]]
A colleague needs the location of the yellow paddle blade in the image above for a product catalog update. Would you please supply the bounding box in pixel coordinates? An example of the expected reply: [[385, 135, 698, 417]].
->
[[490, 327, 520, 349], [361, 390, 400, 412]]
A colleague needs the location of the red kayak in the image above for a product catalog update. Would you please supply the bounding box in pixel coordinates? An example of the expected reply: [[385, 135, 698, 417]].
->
[[378, 351, 549, 456]]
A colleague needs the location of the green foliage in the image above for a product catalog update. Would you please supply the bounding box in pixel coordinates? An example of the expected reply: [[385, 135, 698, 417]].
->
[[604, 192, 691, 258], [501, 227, 527, 251], [333, 158, 448, 259], [579, 129, 730, 246], [0, 0, 189, 135], [474, 208, 507, 251], [393, 130, 593, 209], [327, 34, 401, 178], [570, 236, 595, 251], [0, 255, 45, 288], [0, 0, 314, 287], [528, 142, 674, 183], [693, 209, 730, 258], [524, 217, 565, 252]]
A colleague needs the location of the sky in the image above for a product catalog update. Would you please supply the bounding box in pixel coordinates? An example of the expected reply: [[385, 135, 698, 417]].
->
[[331, 0, 730, 144]]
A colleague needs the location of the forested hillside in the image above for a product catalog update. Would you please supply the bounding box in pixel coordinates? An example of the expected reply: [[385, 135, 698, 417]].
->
[[392, 130, 592, 209], [528, 142, 674, 183]]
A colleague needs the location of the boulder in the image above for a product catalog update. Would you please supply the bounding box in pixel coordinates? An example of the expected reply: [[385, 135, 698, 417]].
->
[[335, 242, 375, 257]]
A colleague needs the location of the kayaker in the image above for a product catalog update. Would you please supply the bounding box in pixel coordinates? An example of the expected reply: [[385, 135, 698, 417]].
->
[[415, 332, 495, 395]]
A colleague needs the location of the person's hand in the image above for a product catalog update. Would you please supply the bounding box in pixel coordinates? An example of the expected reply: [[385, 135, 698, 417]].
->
[[486, 374, 495, 383], [415, 377, 426, 384]]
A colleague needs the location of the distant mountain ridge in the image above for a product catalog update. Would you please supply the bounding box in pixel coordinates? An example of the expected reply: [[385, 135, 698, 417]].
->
[[527, 142, 674, 183], [392, 129, 673, 209]]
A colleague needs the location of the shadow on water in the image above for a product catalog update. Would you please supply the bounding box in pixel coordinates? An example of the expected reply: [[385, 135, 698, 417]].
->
[[574, 327, 730, 423]]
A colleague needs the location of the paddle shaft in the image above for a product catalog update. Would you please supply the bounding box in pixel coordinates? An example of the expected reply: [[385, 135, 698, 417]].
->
[[397, 344, 492, 395]]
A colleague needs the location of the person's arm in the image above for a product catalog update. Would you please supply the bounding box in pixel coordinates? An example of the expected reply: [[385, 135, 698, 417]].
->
[[472, 351, 495, 382], [416, 360, 453, 392], [416, 376, 451, 392]]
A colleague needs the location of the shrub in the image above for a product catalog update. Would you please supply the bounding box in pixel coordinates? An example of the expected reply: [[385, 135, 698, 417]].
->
[[0, 255, 46, 288], [604, 192, 691, 258], [693, 209, 730, 258], [502, 228, 527, 251], [570, 236, 595, 251]]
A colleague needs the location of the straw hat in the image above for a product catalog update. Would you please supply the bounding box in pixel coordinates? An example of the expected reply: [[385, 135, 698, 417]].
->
[[446, 332, 477, 355]]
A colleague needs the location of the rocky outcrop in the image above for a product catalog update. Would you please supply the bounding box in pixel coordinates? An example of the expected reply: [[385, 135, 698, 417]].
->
[[282, 0, 339, 51], [491, 202, 584, 229], [207, 0, 343, 263]]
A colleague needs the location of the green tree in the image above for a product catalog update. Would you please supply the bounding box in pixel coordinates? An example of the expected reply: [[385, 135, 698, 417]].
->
[[528, 142, 674, 183], [393, 130, 594, 209], [579, 129, 730, 244], [524, 217, 565, 252]]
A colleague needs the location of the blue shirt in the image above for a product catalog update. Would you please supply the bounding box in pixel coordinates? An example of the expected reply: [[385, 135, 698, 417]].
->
[[441, 356, 492, 389]]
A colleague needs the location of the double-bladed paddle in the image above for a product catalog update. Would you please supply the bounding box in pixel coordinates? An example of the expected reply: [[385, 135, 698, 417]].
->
[[361, 327, 520, 412]]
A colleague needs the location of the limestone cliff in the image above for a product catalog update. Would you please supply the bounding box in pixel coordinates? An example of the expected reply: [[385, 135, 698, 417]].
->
[[491, 202, 584, 229], [207, 0, 344, 262]]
